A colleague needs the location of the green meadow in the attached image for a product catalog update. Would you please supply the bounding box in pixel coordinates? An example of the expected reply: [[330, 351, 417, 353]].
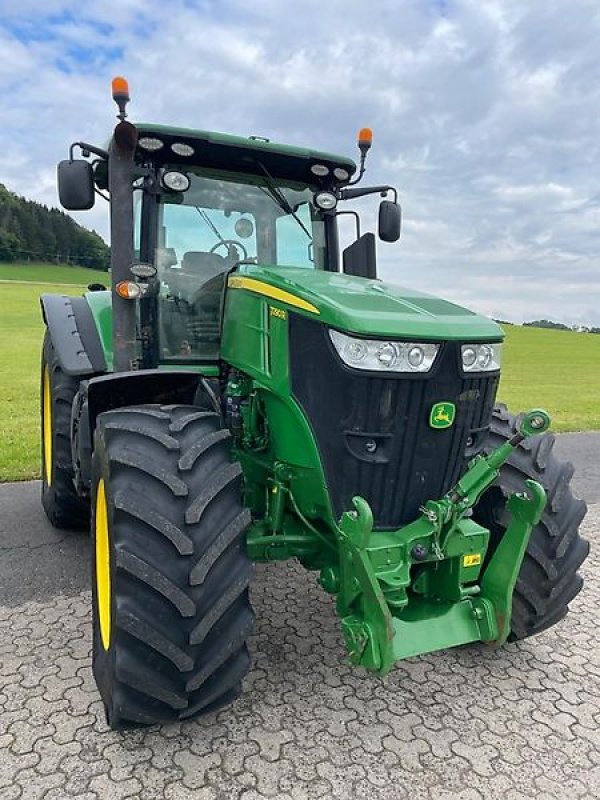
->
[[0, 262, 108, 285]]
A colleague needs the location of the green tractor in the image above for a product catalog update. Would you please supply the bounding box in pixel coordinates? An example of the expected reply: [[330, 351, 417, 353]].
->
[[42, 77, 588, 729]]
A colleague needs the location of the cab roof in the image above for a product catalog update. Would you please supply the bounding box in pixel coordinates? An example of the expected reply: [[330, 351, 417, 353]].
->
[[134, 122, 357, 185]]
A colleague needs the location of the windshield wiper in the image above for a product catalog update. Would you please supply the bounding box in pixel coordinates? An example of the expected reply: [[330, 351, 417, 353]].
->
[[195, 207, 227, 245], [255, 161, 313, 241]]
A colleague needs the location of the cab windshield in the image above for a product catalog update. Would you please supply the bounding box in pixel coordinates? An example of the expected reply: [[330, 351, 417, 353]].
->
[[152, 168, 327, 361]]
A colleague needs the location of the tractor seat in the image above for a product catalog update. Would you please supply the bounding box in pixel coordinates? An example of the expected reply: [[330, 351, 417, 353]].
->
[[177, 251, 229, 318], [181, 251, 227, 279], [166, 251, 228, 305]]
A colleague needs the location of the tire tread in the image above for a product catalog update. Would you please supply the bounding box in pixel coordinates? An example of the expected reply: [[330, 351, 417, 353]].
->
[[41, 331, 89, 529], [91, 404, 254, 728]]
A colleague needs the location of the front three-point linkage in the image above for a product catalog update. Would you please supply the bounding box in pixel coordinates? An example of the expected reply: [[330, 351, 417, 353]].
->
[[331, 410, 551, 673], [425, 409, 551, 556]]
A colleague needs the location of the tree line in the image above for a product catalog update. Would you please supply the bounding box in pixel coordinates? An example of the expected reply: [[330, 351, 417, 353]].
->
[[523, 319, 600, 334], [0, 183, 110, 270]]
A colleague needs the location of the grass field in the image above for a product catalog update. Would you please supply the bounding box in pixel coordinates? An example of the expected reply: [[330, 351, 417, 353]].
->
[[1, 264, 109, 482], [0, 264, 598, 481], [0, 262, 108, 285], [498, 324, 600, 432]]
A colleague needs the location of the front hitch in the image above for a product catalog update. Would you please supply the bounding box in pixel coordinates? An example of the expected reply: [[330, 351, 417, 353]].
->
[[328, 410, 551, 673]]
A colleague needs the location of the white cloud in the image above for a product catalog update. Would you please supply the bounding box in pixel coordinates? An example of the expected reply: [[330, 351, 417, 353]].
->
[[0, 0, 599, 325]]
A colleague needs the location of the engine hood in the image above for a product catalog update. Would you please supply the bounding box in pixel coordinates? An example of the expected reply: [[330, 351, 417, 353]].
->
[[232, 265, 503, 341]]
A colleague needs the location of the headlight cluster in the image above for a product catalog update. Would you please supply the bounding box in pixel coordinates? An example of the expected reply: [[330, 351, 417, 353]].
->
[[329, 330, 440, 373], [461, 343, 502, 372], [329, 330, 502, 374]]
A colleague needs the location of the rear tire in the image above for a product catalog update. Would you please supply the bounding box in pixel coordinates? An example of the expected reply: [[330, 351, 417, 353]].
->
[[473, 404, 589, 641], [91, 404, 254, 729], [40, 331, 89, 529]]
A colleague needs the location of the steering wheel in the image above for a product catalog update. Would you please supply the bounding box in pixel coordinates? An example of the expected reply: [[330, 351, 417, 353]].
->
[[209, 240, 248, 260]]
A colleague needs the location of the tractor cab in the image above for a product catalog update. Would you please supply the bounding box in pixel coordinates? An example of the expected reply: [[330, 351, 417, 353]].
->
[[58, 96, 401, 372], [128, 126, 349, 362]]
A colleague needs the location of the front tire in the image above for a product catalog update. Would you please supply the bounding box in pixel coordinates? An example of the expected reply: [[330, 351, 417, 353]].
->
[[474, 405, 589, 641], [41, 331, 89, 529], [91, 404, 254, 729]]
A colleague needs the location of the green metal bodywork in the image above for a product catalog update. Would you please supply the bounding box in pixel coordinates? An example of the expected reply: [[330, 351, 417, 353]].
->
[[225, 265, 504, 340], [86, 291, 114, 371]]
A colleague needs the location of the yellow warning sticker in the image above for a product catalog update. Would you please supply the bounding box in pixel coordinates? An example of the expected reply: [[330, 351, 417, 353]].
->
[[463, 553, 482, 568]]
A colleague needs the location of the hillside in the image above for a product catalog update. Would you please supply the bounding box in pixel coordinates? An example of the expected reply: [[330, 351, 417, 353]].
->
[[0, 183, 109, 270]]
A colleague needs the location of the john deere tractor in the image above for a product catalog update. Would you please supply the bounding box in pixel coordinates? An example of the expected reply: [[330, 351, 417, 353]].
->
[[42, 78, 588, 729]]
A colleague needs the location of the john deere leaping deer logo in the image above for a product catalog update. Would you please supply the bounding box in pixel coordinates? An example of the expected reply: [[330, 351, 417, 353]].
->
[[429, 401, 456, 429]]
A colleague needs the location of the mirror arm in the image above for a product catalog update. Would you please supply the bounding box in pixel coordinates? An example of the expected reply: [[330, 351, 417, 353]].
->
[[335, 210, 361, 239], [69, 141, 110, 162], [339, 185, 398, 203]]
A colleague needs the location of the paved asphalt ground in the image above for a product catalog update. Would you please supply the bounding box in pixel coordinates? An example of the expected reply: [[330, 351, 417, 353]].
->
[[0, 432, 598, 799]]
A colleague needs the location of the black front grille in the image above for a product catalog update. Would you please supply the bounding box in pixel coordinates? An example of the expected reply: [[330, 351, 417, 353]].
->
[[289, 314, 499, 530]]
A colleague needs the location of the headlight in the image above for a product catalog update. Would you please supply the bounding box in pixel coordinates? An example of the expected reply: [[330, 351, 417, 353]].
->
[[461, 343, 502, 372], [314, 191, 337, 210], [329, 330, 439, 373], [161, 170, 190, 192]]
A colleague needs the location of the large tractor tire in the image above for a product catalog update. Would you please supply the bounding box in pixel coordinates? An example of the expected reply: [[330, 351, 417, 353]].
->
[[41, 331, 89, 529], [91, 404, 254, 729], [474, 404, 589, 641]]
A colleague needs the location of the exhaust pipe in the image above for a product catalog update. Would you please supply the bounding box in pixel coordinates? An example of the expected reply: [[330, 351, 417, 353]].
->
[[108, 81, 139, 372]]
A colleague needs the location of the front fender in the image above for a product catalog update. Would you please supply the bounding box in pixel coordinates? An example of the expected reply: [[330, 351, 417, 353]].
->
[[40, 294, 107, 375], [85, 369, 203, 431], [74, 369, 205, 491]]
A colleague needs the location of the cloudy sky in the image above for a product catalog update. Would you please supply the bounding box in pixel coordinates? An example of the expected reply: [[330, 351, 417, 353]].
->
[[1, 0, 599, 325]]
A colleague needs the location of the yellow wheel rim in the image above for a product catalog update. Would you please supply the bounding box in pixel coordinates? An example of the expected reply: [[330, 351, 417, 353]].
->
[[42, 366, 52, 486], [95, 479, 112, 650]]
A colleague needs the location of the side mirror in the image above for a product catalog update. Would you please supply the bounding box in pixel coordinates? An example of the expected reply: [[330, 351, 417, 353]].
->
[[378, 200, 401, 242], [57, 160, 95, 210]]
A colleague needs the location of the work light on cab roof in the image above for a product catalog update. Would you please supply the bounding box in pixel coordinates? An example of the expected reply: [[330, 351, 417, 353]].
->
[[42, 75, 589, 730]]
